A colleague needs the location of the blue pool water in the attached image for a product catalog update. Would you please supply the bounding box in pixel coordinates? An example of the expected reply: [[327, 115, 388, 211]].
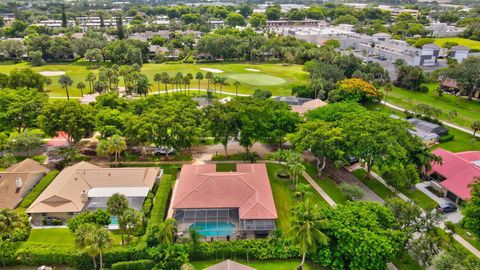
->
[[110, 216, 119, 225], [189, 221, 236, 237]]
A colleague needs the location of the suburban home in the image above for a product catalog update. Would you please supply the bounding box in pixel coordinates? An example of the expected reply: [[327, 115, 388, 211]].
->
[[439, 78, 480, 99], [427, 148, 480, 204], [169, 164, 277, 239], [407, 118, 448, 145], [0, 159, 49, 209], [204, 260, 256, 270], [291, 98, 327, 115], [27, 161, 162, 225]]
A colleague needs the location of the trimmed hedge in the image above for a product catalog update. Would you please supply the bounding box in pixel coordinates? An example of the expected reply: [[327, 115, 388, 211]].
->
[[111, 259, 154, 270], [439, 134, 455, 143], [17, 170, 59, 209], [149, 175, 174, 226]]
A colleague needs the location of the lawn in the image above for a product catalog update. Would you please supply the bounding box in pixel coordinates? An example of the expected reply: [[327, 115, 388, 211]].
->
[[27, 228, 123, 246], [400, 188, 437, 211], [383, 84, 480, 130], [191, 259, 325, 270], [392, 251, 424, 270], [304, 162, 349, 204], [0, 62, 308, 98], [453, 224, 480, 251], [266, 163, 330, 232], [352, 169, 396, 201], [216, 163, 237, 172], [433, 37, 480, 50]]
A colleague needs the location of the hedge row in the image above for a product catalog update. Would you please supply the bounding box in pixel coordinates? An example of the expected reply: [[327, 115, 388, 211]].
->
[[439, 134, 455, 143], [148, 174, 174, 226], [111, 259, 155, 270], [17, 170, 59, 209]]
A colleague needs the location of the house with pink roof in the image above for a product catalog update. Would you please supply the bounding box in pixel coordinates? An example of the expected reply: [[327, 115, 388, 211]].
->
[[169, 163, 277, 239], [428, 148, 480, 204]]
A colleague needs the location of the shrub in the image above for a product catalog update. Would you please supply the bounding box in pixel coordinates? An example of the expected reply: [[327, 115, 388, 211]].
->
[[67, 209, 111, 232], [339, 183, 364, 201], [418, 85, 429, 93], [111, 259, 155, 270], [142, 192, 154, 217], [439, 134, 455, 143], [444, 221, 456, 233], [147, 175, 174, 228], [18, 170, 59, 209]]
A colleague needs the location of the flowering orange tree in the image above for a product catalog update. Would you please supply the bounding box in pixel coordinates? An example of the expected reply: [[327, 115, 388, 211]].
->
[[328, 78, 383, 103]]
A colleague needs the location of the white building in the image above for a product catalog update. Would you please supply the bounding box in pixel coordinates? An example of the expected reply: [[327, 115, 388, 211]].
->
[[414, 44, 440, 67], [427, 23, 465, 38], [449, 45, 470, 63]]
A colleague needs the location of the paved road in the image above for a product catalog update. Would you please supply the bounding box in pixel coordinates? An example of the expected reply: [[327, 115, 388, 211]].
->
[[382, 101, 479, 138]]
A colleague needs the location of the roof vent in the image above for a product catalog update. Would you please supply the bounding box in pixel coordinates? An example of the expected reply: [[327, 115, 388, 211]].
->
[[15, 177, 23, 188]]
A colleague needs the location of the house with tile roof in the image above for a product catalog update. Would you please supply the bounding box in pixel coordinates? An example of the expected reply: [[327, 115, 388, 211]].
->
[[27, 161, 161, 225], [169, 163, 277, 239], [428, 148, 480, 203], [204, 260, 256, 270], [0, 159, 49, 209]]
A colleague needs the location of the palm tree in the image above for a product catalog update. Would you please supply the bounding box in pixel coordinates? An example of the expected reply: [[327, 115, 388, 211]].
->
[[120, 208, 143, 244], [0, 209, 23, 241], [186, 73, 193, 95], [234, 81, 241, 96], [289, 201, 328, 270], [184, 77, 191, 95], [205, 72, 213, 91], [59, 75, 73, 100], [92, 226, 111, 270], [212, 76, 219, 94], [75, 223, 99, 269], [217, 76, 228, 96], [109, 135, 127, 163], [107, 193, 129, 244], [86, 72, 96, 94], [195, 71, 204, 95], [158, 218, 177, 244], [175, 72, 183, 92], [160, 72, 170, 95], [153, 73, 162, 93], [383, 82, 393, 107], [76, 82, 86, 97]]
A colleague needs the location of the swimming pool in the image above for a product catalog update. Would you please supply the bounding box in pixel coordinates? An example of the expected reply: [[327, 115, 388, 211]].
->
[[189, 221, 236, 237], [110, 216, 119, 225]]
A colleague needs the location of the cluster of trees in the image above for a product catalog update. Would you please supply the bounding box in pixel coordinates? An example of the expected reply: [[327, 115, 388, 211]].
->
[[0, 68, 47, 91], [302, 49, 389, 100], [291, 102, 439, 191]]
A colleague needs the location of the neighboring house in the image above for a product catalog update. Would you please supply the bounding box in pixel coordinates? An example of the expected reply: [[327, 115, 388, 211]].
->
[[439, 78, 480, 99], [0, 159, 49, 209], [274, 96, 313, 106], [427, 148, 480, 204], [204, 260, 256, 270], [291, 99, 327, 115], [449, 45, 470, 63], [169, 164, 277, 239], [407, 118, 448, 145], [414, 43, 440, 67], [27, 161, 161, 225]]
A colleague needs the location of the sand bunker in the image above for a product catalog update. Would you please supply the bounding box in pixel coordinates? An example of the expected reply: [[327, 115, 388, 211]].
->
[[200, 68, 224, 73], [39, 71, 66, 76], [245, 68, 261, 72]]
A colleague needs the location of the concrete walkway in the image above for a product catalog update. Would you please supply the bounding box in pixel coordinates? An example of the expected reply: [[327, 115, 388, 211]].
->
[[382, 101, 480, 138], [301, 172, 337, 207]]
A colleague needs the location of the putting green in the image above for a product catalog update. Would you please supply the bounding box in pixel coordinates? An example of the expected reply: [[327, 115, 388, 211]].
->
[[227, 73, 287, 86]]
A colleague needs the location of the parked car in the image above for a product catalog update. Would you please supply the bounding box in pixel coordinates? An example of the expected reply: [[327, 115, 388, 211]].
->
[[378, 55, 387, 61], [436, 202, 457, 213], [154, 146, 175, 156]]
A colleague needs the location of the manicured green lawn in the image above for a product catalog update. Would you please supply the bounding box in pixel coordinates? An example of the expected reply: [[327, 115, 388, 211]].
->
[[191, 259, 325, 270], [216, 163, 237, 172], [352, 169, 396, 201], [392, 251, 424, 270], [27, 228, 124, 246], [400, 188, 437, 211], [0, 62, 308, 97], [433, 37, 480, 50], [304, 162, 349, 204], [453, 224, 480, 251], [384, 84, 480, 130], [266, 163, 330, 232]]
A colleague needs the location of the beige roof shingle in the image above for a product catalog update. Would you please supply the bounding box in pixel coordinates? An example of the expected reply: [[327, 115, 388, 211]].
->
[[27, 161, 159, 214], [204, 260, 256, 270]]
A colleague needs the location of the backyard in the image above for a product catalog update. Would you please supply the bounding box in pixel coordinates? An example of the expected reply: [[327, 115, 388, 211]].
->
[[191, 259, 325, 270], [0, 62, 308, 98]]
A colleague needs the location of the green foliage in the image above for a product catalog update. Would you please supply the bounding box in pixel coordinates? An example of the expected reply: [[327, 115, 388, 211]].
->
[[147, 175, 174, 229], [338, 183, 364, 201], [17, 170, 59, 209], [439, 134, 455, 143], [395, 64, 426, 91], [463, 180, 480, 238], [67, 210, 111, 232], [112, 259, 155, 270], [30, 51, 43, 66]]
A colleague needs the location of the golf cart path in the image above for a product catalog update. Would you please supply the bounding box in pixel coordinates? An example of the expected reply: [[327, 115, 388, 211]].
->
[[382, 101, 480, 138]]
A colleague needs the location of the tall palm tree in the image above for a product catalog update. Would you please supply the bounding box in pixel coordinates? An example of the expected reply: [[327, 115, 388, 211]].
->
[[59, 75, 73, 100], [289, 201, 328, 269], [160, 72, 170, 95], [76, 82, 86, 97], [184, 77, 191, 95], [234, 81, 241, 96], [186, 73, 193, 95], [383, 82, 393, 107], [217, 77, 228, 96], [75, 223, 99, 269], [86, 72, 96, 94], [120, 208, 143, 243], [92, 226, 111, 270], [0, 209, 23, 241], [159, 218, 177, 244], [195, 71, 204, 95], [212, 76, 219, 94], [471, 121, 480, 138], [175, 72, 183, 92], [107, 193, 129, 244], [153, 73, 162, 93], [108, 135, 127, 163], [205, 72, 213, 91]]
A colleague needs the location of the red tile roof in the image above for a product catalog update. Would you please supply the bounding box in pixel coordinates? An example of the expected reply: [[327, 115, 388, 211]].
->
[[430, 148, 480, 200], [171, 164, 277, 220]]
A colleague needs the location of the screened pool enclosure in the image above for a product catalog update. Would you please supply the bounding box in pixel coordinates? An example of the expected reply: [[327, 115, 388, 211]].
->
[[174, 208, 276, 238]]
